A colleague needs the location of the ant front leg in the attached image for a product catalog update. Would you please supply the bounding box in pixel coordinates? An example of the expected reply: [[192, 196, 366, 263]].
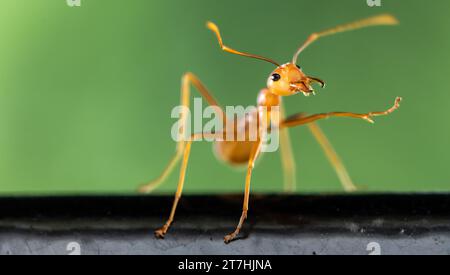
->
[[224, 140, 263, 244], [281, 97, 402, 128], [280, 97, 401, 192]]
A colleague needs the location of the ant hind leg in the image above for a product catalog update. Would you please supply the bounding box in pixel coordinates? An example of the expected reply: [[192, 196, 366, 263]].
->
[[138, 73, 225, 194]]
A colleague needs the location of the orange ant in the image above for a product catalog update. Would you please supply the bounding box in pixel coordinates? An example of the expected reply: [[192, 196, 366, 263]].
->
[[138, 14, 402, 244]]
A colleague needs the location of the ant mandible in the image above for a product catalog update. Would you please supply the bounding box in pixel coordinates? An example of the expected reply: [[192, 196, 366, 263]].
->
[[139, 14, 402, 244]]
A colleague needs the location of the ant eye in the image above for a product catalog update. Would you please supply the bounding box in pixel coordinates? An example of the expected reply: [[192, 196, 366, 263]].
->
[[271, 73, 281, 82], [296, 65, 302, 70]]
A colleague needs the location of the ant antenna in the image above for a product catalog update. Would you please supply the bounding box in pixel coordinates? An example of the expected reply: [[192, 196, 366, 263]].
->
[[207, 21, 280, 67], [292, 14, 398, 64]]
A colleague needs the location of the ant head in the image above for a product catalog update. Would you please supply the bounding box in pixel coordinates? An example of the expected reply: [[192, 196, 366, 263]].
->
[[207, 21, 325, 97], [208, 14, 399, 97], [267, 63, 325, 97]]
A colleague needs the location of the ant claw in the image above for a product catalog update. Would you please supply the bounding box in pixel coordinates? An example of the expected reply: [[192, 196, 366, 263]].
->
[[154, 228, 167, 239], [224, 233, 237, 244]]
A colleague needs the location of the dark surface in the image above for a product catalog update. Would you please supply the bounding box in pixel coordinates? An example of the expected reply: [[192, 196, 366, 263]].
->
[[0, 194, 449, 255]]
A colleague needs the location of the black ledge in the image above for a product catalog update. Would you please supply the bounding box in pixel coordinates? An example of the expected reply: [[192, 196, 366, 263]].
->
[[0, 194, 449, 255]]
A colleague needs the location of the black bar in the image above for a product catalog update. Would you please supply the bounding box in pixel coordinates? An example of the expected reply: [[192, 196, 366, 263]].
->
[[0, 194, 449, 255]]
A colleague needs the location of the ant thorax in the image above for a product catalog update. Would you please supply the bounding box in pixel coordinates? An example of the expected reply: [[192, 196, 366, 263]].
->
[[257, 88, 280, 108]]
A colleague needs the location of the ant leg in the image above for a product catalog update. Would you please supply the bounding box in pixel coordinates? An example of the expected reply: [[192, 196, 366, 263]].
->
[[224, 140, 263, 244], [281, 97, 402, 128], [139, 73, 225, 193], [280, 98, 401, 191], [279, 101, 297, 193], [138, 153, 181, 193], [154, 138, 192, 238], [155, 132, 223, 238], [307, 122, 357, 192]]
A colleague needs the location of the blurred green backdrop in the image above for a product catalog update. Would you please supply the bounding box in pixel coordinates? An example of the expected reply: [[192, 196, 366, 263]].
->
[[0, 0, 449, 195]]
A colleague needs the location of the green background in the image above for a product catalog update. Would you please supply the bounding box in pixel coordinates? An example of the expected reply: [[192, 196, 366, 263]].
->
[[0, 0, 449, 195]]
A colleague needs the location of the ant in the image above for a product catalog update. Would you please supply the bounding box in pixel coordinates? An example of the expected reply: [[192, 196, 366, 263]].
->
[[138, 14, 402, 244]]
